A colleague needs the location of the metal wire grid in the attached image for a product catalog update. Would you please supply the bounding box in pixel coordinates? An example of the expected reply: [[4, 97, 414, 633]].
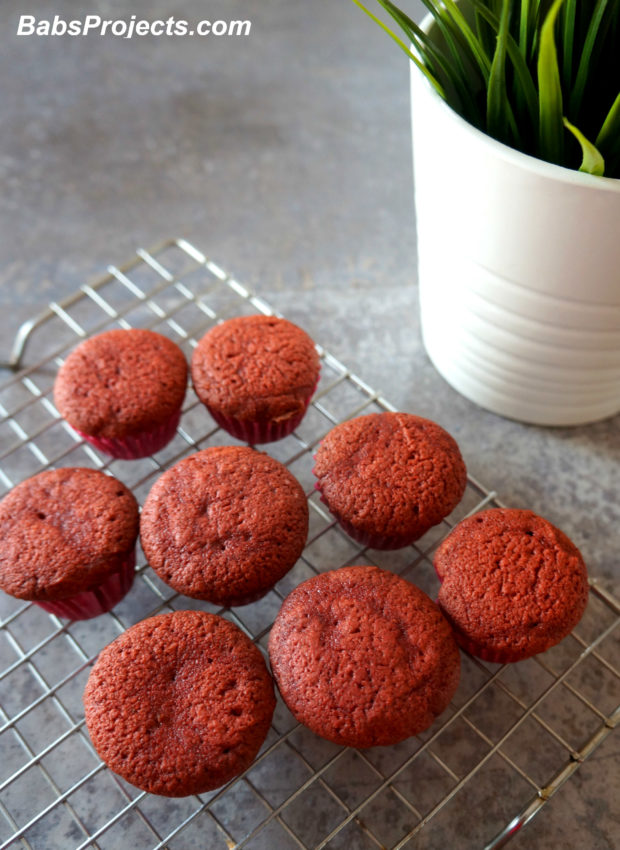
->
[[0, 238, 617, 850]]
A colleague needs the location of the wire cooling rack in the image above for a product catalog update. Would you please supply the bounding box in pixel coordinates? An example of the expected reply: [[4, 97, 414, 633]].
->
[[0, 238, 618, 850]]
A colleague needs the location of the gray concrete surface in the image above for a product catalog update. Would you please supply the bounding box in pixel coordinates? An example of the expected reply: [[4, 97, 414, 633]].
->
[[0, 1, 618, 848]]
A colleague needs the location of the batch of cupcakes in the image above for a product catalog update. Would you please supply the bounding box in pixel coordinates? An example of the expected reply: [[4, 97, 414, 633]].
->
[[0, 316, 589, 799]]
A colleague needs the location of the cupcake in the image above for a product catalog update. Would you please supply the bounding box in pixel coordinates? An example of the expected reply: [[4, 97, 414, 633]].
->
[[190, 315, 320, 443], [84, 610, 276, 796], [0, 467, 139, 619], [434, 508, 589, 663], [54, 328, 188, 459], [313, 412, 467, 549], [268, 565, 460, 747], [140, 445, 309, 606]]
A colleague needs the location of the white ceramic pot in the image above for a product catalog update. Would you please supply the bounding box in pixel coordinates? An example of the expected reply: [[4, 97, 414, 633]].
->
[[410, 19, 620, 426]]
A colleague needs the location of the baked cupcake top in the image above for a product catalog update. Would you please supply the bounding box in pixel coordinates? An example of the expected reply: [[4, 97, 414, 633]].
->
[[84, 610, 276, 796], [190, 315, 320, 423], [434, 508, 589, 663], [313, 412, 467, 549], [268, 565, 460, 747], [140, 445, 309, 606], [0, 467, 139, 601], [54, 329, 187, 439]]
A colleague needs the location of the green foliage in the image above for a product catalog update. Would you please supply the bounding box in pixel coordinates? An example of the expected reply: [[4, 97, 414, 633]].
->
[[353, 0, 620, 177]]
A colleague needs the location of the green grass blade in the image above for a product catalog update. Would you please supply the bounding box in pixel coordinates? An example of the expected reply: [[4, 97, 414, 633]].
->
[[595, 91, 620, 163], [519, 0, 531, 56], [487, 0, 516, 144], [349, 0, 446, 98], [529, 0, 545, 61], [470, 0, 539, 132], [375, 0, 482, 122], [374, 0, 459, 83], [475, 6, 496, 58], [563, 117, 605, 175], [569, 0, 610, 116], [416, 0, 488, 91], [396, 0, 489, 123], [561, 0, 577, 91], [538, 0, 566, 165], [374, 0, 435, 51], [440, 0, 494, 82], [521, 0, 544, 59]]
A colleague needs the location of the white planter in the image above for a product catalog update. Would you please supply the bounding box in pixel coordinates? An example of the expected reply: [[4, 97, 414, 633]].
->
[[410, 21, 620, 426]]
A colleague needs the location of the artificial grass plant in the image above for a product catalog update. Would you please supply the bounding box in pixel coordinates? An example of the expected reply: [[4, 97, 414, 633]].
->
[[352, 0, 620, 177]]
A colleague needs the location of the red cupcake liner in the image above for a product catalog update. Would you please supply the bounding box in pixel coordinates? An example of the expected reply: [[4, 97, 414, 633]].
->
[[212, 585, 273, 608], [453, 630, 519, 664], [75, 408, 182, 459], [35, 549, 136, 620], [433, 558, 450, 583], [208, 376, 319, 445], [207, 408, 306, 444], [452, 632, 523, 664]]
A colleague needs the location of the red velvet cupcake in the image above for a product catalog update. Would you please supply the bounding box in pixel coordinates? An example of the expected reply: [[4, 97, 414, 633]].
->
[[84, 610, 276, 796], [190, 315, 320, 444], [434, 508, 589, 663], [54, 328, 187, 459], [140, 445, 309, 607], [269, 566, 460, 747], [313, 412, 467, 549], [0, 467, 139, 619]]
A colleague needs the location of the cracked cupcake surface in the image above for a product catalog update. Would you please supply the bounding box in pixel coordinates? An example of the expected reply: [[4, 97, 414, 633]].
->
[[313, 412, 467, 549], [268, 565, 460, 748], [84, 610, 275, 796], [434, 508, 589, 663], [140, 445, 309, 606]]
